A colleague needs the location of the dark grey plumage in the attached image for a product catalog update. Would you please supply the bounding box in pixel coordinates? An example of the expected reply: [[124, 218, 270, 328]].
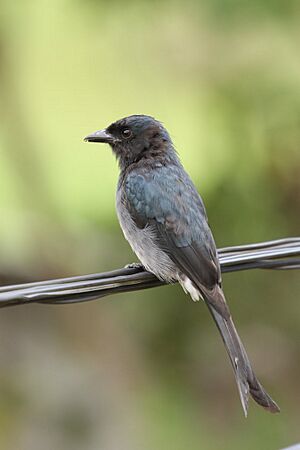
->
[[85, 114, 280, 416]]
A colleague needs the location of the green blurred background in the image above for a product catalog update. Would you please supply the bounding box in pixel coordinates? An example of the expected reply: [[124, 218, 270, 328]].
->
[[0, 0, 299, 449]]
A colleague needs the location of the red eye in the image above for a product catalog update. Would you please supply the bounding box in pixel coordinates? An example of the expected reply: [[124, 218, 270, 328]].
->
[[122, 129, 132, 138]]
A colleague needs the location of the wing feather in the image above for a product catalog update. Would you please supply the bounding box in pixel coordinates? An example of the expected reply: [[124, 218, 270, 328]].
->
[[124, 166, 228, 317]]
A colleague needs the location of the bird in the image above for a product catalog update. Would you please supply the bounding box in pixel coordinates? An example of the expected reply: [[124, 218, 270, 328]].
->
[[84, 114, 280, 416]]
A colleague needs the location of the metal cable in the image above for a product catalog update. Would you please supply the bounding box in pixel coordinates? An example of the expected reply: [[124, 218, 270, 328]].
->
[[0, 237, 299, 308]]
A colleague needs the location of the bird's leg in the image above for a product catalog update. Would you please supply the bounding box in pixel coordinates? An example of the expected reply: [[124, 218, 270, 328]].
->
[[125, 262, 145, 271]]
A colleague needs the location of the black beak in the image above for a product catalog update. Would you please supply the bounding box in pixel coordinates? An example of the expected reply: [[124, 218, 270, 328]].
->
[[84, 129, 115, 144]]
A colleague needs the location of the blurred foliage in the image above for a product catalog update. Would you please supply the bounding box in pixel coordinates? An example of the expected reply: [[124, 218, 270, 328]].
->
[[0, 0, 299, 449]]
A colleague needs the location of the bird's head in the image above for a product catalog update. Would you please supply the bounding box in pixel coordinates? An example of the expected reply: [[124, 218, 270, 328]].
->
[[84, 115, 176, 168]]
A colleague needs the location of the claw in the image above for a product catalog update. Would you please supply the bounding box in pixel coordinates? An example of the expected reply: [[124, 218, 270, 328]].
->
[[125, 262, 144, 270]]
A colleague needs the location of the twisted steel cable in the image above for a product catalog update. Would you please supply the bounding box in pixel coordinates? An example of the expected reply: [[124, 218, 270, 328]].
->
[[0, 237, 299, 308]]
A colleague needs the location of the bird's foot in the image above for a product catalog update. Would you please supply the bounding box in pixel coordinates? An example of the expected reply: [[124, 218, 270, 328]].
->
[[125, 262, 144, 271]]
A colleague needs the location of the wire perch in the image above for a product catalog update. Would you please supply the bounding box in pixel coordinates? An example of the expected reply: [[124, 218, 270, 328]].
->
[[0, 237, 299, 308]]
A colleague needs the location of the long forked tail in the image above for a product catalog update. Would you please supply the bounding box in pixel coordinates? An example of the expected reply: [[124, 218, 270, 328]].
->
[[205, 293, 280, 416]]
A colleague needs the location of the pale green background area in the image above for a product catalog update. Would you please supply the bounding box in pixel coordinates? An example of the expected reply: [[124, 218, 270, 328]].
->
[[0, 1, 299, 449]]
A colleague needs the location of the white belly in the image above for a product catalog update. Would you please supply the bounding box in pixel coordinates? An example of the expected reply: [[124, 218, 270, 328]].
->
[[116, 190, 177, 282]]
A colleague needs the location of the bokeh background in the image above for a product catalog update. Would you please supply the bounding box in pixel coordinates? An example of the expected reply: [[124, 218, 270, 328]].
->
[[0, 1, 300, 449]]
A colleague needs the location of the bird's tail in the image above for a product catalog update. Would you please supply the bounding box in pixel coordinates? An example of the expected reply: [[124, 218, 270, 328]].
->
[[205, 292, 280, 416]]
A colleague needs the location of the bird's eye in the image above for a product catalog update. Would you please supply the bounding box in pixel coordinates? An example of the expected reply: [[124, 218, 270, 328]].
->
[[122, 129, 132, 138]]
